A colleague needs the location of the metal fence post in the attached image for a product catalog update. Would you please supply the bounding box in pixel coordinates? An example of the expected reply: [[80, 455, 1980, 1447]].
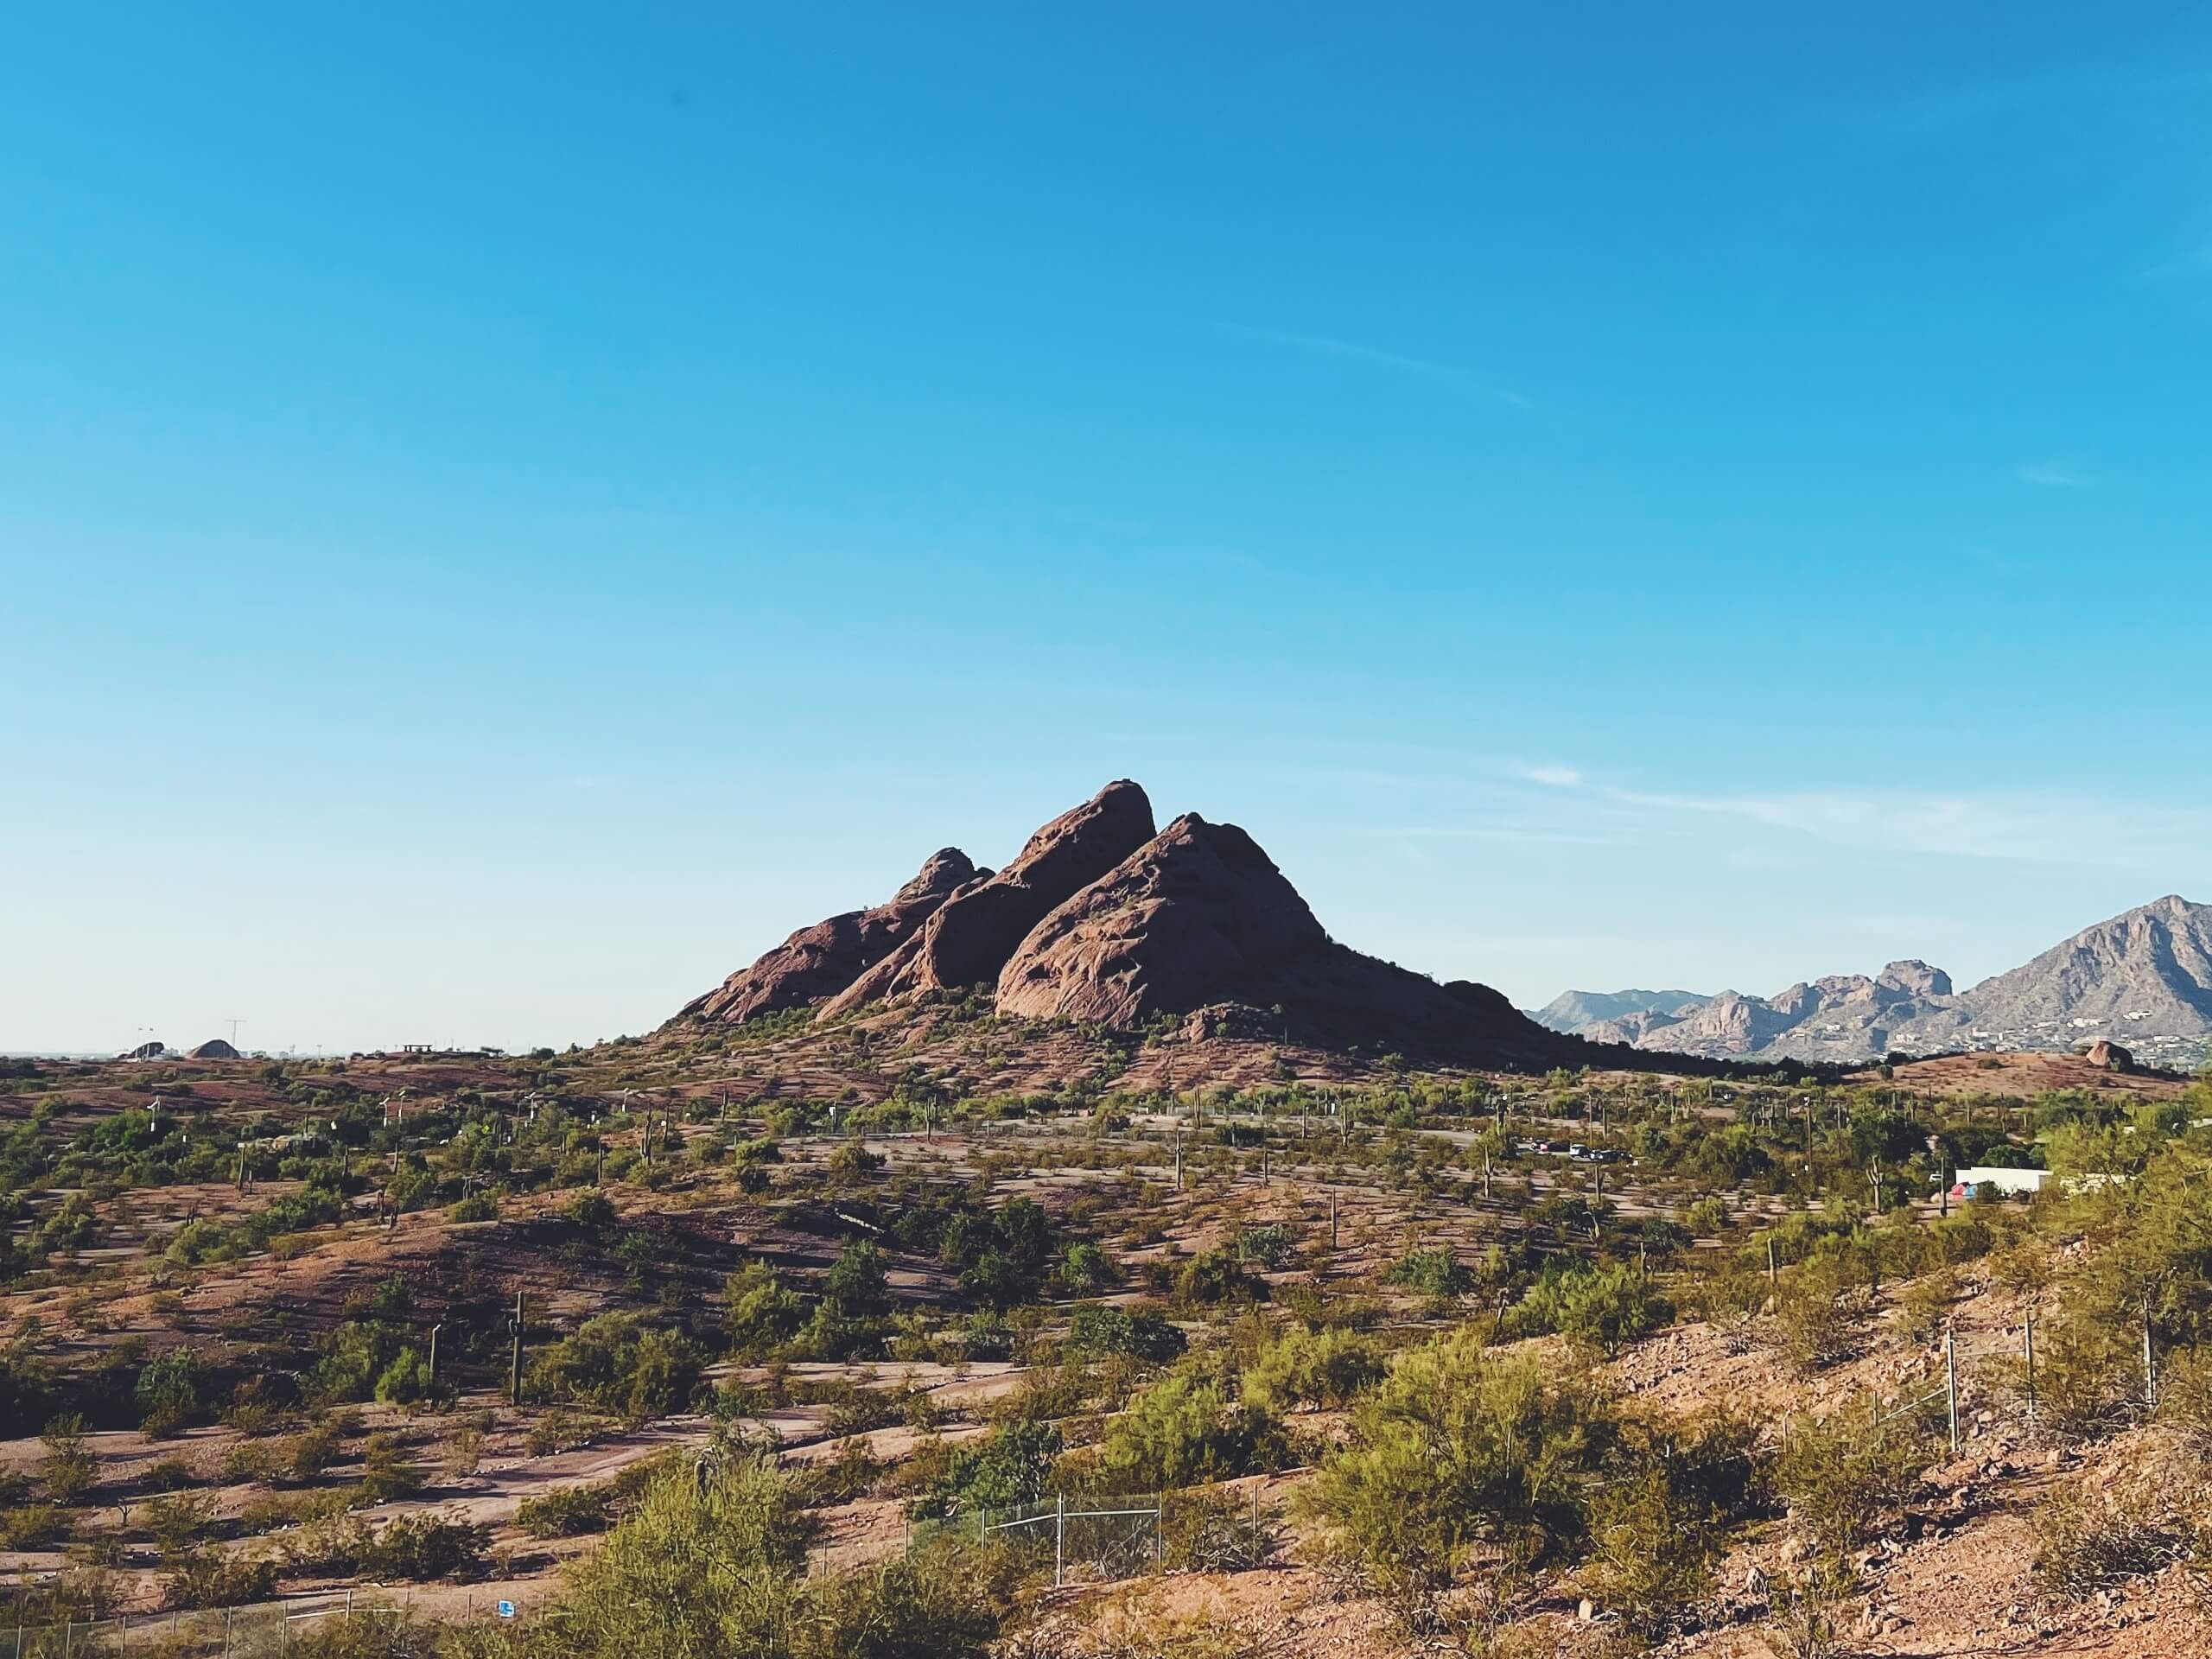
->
[[1945, 1330, 1960, 1453], [1054, 1494, 1066, 1589], [2144, 1304, 2158, 1409], [2024, 1313, 2037, 1425]]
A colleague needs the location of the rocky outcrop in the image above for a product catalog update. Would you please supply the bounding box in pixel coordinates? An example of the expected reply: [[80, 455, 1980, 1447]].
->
[[187, 1038, 241, 1060], [995, 812, 1565, 1064], [2080, 1038, 2136, 1072], [677, 848, 980, 1025], [817, 781, 1156, 1020]]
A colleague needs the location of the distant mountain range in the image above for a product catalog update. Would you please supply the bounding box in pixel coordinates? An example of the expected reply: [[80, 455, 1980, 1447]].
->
[[1529, 988, 1711, 1032], [1533, 896, 2212, 1066]]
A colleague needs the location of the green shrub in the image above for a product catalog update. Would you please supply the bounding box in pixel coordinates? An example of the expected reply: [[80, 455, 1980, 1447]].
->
[[527, 1313, 704, 1422], [1383, 1248, 1470, 1301], [1097, 1362, 1284, 1491], [1505, 1263, 1673, 1357], [1772, 1398, 1933, 1558], [1240, 1325, 1383, 1412], [726, 1263, 805, 1358], [137, 1350, 213, 1437], [1064, 1304, 1186, 1365], [910, 1420, 1063, 1519], [1306, 1331, 1617, 1588]]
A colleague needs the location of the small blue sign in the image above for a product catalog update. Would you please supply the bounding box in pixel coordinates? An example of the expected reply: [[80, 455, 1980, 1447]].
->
[[497, 1602, 516, 1619]]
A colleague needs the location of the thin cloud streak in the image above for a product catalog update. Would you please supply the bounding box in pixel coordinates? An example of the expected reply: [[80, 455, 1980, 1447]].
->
[[1214, 323, 1536, 412], [2018, 462, 2094, 488]]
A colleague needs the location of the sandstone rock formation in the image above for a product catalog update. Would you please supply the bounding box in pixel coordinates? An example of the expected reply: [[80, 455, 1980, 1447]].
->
[[677, 847, 980, 1025], [666, 779, 1592, 1067], [815, 780, 1156, 1020], [994, 812, 1562, 1063]]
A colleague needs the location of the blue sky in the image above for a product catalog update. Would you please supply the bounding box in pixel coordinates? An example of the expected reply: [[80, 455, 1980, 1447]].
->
[[6, 4, 2211, 1053]]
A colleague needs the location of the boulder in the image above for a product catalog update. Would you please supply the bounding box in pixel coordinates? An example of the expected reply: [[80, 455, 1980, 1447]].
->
[[2081, 1038, 2136, 1072], [676, 847, 979, 1025], [817, 781, 1155, 1019]]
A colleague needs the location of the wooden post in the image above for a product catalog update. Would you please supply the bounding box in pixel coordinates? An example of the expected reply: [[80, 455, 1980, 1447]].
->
[[1766, 1235, 1778, 1289], [1330, 1193, 1339, 1252], [2145, 1303, 2158, 1408], [2024, 1312, 2037, 1424]]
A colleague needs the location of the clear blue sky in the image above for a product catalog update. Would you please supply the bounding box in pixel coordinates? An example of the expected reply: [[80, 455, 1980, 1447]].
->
[[7, 4, 2211, 1053]]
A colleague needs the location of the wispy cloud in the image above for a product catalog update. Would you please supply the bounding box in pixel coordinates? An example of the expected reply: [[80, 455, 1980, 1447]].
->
[[1361, 756, 2212, 872], [1853, 62, 2210, 143], [1215, 323, 1535, 413], [1518, 763, 1584, 787], [2017, 462, 2095, 489]]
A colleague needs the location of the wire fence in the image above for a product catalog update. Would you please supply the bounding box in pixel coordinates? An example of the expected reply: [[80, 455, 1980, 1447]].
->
[[1, 1592, 420, 1659], [906, 1485, 1277, 1586]]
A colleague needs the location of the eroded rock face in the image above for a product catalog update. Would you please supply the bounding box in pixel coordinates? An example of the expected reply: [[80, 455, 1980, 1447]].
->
[[816, 780, 1156, 1020], [996, 814, 1325, 1026], [995, 812, 1561, 1064], [677, 847, 979, 1025]]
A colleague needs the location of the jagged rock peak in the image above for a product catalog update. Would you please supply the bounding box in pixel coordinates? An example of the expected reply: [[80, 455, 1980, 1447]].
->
[[815, 780, 1158, 1020], [676, 844, 980, 1027]]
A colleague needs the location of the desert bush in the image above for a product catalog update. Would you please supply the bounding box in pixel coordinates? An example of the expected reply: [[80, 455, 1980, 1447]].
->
[[358, 1514, 492, 1580], [137, 1349, 213, 1436], [909, 1420, 1063, 1519], [1232, 1224, 1295, 1270], [1306, 1332, 1617, 1588], [160, 1547, 278, 1610], [1503, 1262, 1672, 1357], [286, 1421, 346, 1482], [1173, 1250, 1265, 1306], [355, 1433, 426, 1504], [1383, 1247, 1470, 1301], [1064, 1304, 1186, 1365], [1771, 1398, 1933, 1558], [446, 1192, 499, 1223], [726, 1262, 805, 1358], [40, 1413, 95, 1504], [1239, 1325, 1382, 1413], [0, 1503, 66, 1550], [1058, 1241, 1117, 1295], [215, 1438, 271, 1484], [1684, 1195, 1731, 1236], [518, 1478, 614, 1548], [2032, 1448, 2198, 1599], [1097, 1363, 1284, 1491], [527, 1313, 704, 1422]]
